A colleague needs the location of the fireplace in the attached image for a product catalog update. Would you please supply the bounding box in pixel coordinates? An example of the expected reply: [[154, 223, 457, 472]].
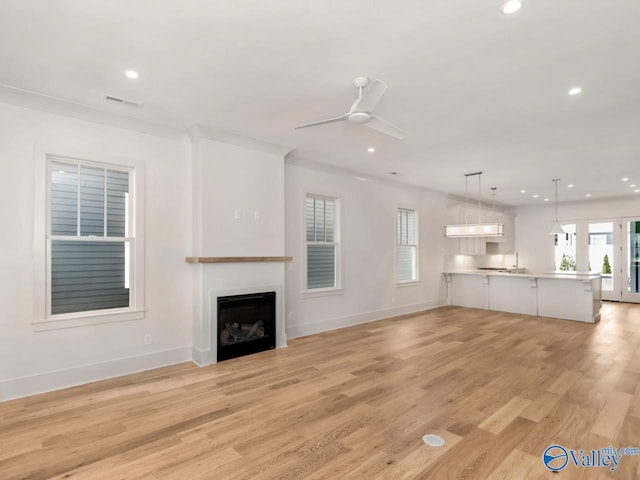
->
[[217, 291, 276, 362]]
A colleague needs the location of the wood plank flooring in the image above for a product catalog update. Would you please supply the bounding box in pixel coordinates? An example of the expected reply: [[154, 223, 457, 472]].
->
[[2, 302, 640, 479]]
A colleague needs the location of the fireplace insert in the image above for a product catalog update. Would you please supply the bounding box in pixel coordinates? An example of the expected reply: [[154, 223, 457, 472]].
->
[[217, 291, 276, 361]]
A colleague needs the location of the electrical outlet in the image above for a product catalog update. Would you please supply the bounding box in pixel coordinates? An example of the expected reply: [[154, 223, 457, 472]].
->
[[288, 311, 293, 321], [143, 334, 153, 345], [254, 210, 261, 220], [234, 208, 241, 220]]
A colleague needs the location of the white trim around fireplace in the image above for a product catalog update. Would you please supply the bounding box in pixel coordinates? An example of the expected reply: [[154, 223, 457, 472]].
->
[[192, 283, 287, 366]]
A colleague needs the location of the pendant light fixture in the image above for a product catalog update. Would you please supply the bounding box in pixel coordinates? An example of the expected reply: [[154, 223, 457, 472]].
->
[[444, 172, 504, 237], [549, 178, 565, 235]]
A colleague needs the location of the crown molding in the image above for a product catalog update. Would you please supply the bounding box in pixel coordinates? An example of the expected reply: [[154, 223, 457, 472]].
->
[[189, 124, 292, 157], [285, 151, 436, 194], [0, 83, 188, 141]]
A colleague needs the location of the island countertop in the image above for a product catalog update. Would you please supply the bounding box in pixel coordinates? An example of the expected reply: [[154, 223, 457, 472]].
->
[[443, 270, 601, 281], [443, 270, 602, 323]]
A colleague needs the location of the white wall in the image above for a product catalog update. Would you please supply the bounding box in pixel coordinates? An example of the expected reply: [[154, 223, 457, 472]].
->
[[0, 102, 193, 400], [284, 163, 448, 338], [189, 136, 287, 364], [0, 100, 463, 400], [514, 197, 640, 273], [200, 139, 284, 256]]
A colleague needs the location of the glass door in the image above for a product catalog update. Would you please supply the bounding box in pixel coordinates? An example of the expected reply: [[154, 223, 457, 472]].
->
[[554, 224, 577, 271], [589, 222, 618, 301], [622, 218, 640, 303]]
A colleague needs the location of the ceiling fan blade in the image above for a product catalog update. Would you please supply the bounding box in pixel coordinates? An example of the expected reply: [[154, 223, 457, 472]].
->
[[295, 114, 348, 129], [365, 116, 410, 140], [353, 79, 387, 112]]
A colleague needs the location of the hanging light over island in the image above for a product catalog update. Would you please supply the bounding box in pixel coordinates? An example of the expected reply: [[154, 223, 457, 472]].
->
[[444, 172, 504, 238], [445, 223, 504, 237], [549, 178, 565, 235]]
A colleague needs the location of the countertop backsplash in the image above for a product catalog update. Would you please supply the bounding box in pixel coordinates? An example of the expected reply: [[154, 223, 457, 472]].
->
[[444, 254, 518, 272]]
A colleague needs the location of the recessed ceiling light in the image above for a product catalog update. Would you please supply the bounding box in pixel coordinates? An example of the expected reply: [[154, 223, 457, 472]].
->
[[125, 70, 139, 79], [622, 177, 629, 182], [520, 189, 526, 193], [585, 194, 592, 197], [630, 184, 636, 188], [567, 184, 574, 188], [367, 147, 375, 153], [501, 1, 522, 15], [635, 189, 640, 193], [533, 194, 539, 198], [544, 198, 549, 202], [568, 87, 582, 96]]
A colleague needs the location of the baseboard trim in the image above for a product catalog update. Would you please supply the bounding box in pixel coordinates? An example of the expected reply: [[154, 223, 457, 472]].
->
[[286, 299, 447, 339], [1, 347, 192, 402], [2, 301, 447, 401], [191, 346, 215, 367]]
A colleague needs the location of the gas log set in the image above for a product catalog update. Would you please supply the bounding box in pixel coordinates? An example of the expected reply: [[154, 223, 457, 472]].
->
[[216, 291, 276, 361], [220, 320, 265, 346]]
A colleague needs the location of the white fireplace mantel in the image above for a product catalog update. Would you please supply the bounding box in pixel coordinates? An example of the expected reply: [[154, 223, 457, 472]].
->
[[186, 256, 292, 264], [190, 261, 288, 366]]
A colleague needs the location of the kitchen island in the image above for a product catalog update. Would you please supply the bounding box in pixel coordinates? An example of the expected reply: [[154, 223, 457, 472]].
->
[[443, 271, 602, 323]]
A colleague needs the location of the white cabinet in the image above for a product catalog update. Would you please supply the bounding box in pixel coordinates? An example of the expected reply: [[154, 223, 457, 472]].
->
[[446, 272, 601, 323], [459, 237, 487, 255], [445, 236, 486, 255]]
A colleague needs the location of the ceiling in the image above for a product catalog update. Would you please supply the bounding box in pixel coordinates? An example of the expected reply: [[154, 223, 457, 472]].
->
[[1, 0, 639, 207]]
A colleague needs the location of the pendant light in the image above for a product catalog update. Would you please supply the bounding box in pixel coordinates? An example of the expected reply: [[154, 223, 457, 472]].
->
[[444, 172, 504, 237], [549, 178, 565, 235]]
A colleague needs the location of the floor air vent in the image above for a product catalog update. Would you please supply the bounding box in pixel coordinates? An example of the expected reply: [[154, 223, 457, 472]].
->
[[422, 434, 445, 447]]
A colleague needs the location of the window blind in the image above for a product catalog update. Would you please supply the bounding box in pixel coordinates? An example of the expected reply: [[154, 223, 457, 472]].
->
[[306, 195, 337, 289], [397, 209, 417, 282]]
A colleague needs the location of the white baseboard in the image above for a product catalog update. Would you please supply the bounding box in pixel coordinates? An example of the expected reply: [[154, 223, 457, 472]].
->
[[286, 298, 447, 339], [191, 346, 215, 367], [0, 347, 192, 402], [192, 340, 287, 368], [1, 301, 446, 402]]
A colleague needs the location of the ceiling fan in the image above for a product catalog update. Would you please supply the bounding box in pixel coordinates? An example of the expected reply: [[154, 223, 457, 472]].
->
[[295, 77, 409, 140]]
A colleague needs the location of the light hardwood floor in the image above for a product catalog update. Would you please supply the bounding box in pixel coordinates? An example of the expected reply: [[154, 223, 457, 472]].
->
[[2, 303, 640, 479]]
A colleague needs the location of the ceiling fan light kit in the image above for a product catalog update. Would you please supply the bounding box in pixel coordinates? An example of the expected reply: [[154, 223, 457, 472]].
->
[[295, 76, 409, 140], [444, 172, 504, 238]]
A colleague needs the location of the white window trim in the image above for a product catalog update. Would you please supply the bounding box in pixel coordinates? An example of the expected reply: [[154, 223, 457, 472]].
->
[[302, 192, 343, 296], [395, 207, 420, 286], [33, 144, 146, 331]]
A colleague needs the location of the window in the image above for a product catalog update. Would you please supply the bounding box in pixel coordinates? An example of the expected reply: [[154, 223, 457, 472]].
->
[[554, 223, 577, 271], [34, 149, 145, 330], [397, 208, 418, 283], [305, 194, 339, 290]]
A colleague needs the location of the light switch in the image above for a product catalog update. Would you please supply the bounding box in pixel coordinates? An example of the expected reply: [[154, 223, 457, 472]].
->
[[254, 210, 261, 220], [234, 208, 241, 220]]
